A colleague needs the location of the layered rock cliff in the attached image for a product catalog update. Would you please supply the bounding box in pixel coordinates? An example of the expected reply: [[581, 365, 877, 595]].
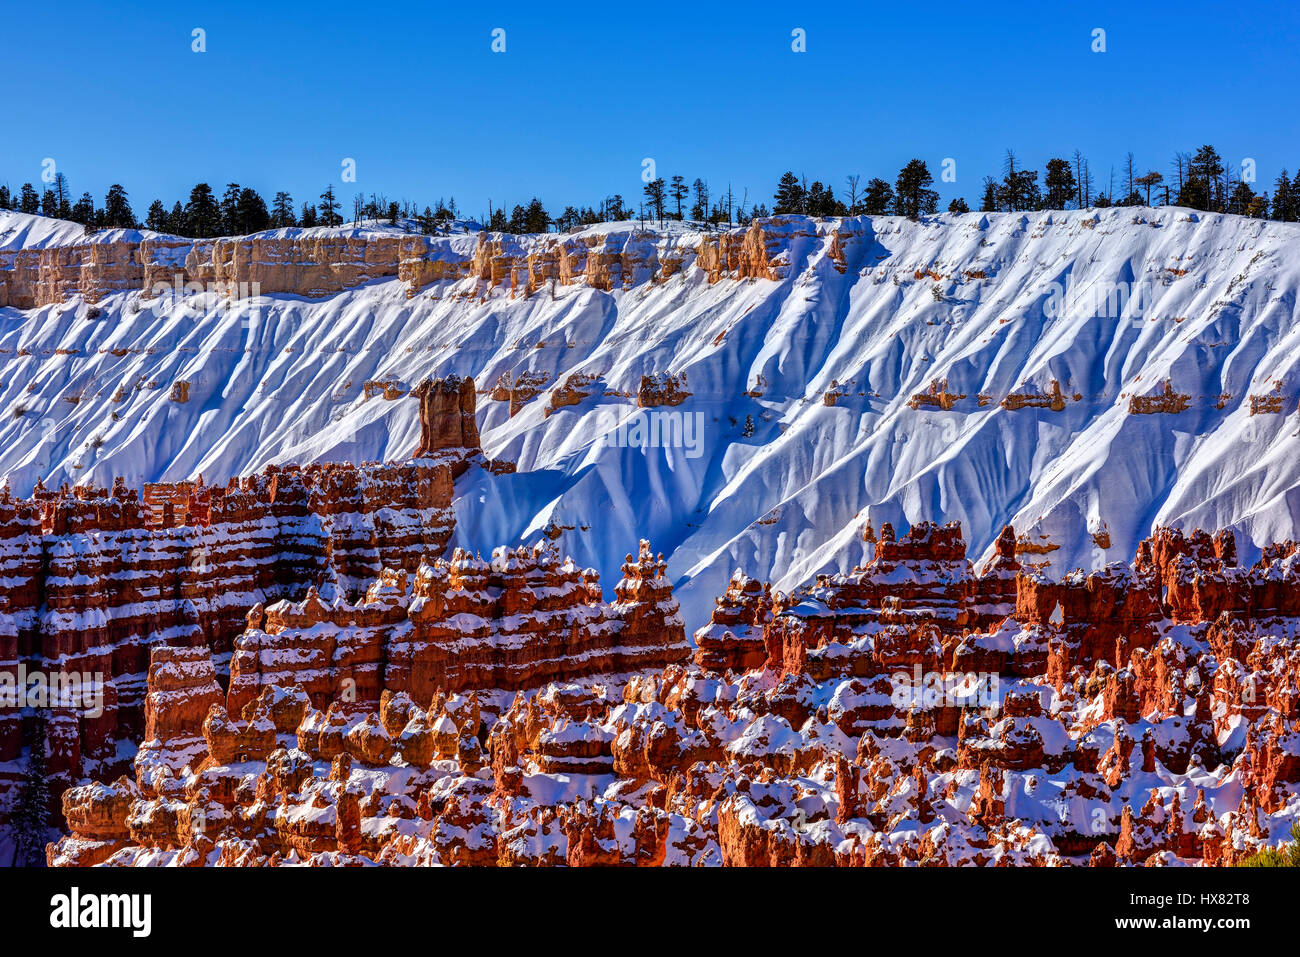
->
[[0, 376, 483, 827]]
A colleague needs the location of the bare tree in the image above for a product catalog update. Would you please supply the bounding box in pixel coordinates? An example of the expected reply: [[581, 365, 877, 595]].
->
[[1171, 152, 1191, 196], [845, 174, 862, 213]]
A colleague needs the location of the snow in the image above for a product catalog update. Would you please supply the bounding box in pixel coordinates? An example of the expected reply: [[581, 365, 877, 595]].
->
[[0, 211, 126, 250], [4, 207, 1300, 633]]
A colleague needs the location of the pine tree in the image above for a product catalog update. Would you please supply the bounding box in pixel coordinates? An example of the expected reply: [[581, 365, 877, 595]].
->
[[19, 183, 39, 214], [71, 192, 96, 227], [555, 206, 580, 231], [805, 181, 845, 216], [690, 178, 710, 221], [235, 187, 270, 234], [220, 183, 242, 234], [1043, 158, 1077, 209], [893, 160, 939, 219], [1178, 145, 1224, 211], [773, 171, 805, 214], [996, 151, 1039, 211], [11, 711, 51, 867], [184, 183, 222, 237], [53, 173, 71, 219], [669, 175, 688, 220], [271, 191, 296, 228], [145, 200, 168, 231], [947, 197, 970, 214], [863, 177, 894, 216], [1135, 171, 1164, 206], [0, 185, 11, 209], [167, 201, 185, 234], [1228, 180, 1256, 216], [1272, 170, 1294, 222], [523, 197, 550, 233], [980, 176, 999, 212], [102, 184, 135, 228], [318, 185, 342, 226], [508, 204, 528, 233], [806, 181, 826, 215], [642, 178, 666, 223]]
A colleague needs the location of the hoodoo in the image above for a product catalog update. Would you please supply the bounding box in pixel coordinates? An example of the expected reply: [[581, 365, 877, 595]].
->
[[45, 520, 1300, 866]]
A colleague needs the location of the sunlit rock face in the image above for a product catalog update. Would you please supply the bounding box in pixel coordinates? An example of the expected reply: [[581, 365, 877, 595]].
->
[[47, 521, 1300, 867], [0, 379, 481, 823]]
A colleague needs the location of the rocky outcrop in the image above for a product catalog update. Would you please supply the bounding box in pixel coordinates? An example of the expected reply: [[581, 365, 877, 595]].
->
[[0, 378, 482, 823], [0, 223, 710, 309], [637, 373, 691, 408], [0, 457, 463, 794], [1001, 380, 1067, 412], [546, 372, 602, 416], [757, 521, 1010, 681], [489, 370, 550, 417], [143, 234, 425, 301], [0, 217, 868, 310], [909, 379, 965, 410], [696, 215, 824, 283], [1128, 379, 1191, 415], [411, 375, 480, 454], [227, 539, 690, 712], [0, 234, 149, 308], [693, 572, 774, 672], [47, 517, 1300, 866]]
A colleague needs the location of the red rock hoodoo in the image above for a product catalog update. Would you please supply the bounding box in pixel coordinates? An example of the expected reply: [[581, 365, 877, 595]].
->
[[0, 378, 481, 823], [45, 520, 1300, 866]]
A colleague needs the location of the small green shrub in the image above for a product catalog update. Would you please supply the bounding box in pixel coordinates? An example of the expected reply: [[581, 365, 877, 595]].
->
[[1237, 821, 1300, 867]]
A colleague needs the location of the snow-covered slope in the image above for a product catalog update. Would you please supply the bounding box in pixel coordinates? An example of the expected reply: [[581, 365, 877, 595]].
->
[[3, 207, 1299, 632], [0, 210, 152, 250]]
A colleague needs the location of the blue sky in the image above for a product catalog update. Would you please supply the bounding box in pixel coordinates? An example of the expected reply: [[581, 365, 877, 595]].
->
[[4, 0, 1298, 219]]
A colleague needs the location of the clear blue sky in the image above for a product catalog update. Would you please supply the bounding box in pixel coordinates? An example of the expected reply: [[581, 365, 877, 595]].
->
[[4, 0, 1298, 219]]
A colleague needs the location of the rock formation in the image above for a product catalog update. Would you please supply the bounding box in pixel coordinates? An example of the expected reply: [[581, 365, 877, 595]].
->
[[0, 378, 483, 826], [226, 539, 689, 711], [411, 375, 480, 454], [47, 520, 1300, 866]]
